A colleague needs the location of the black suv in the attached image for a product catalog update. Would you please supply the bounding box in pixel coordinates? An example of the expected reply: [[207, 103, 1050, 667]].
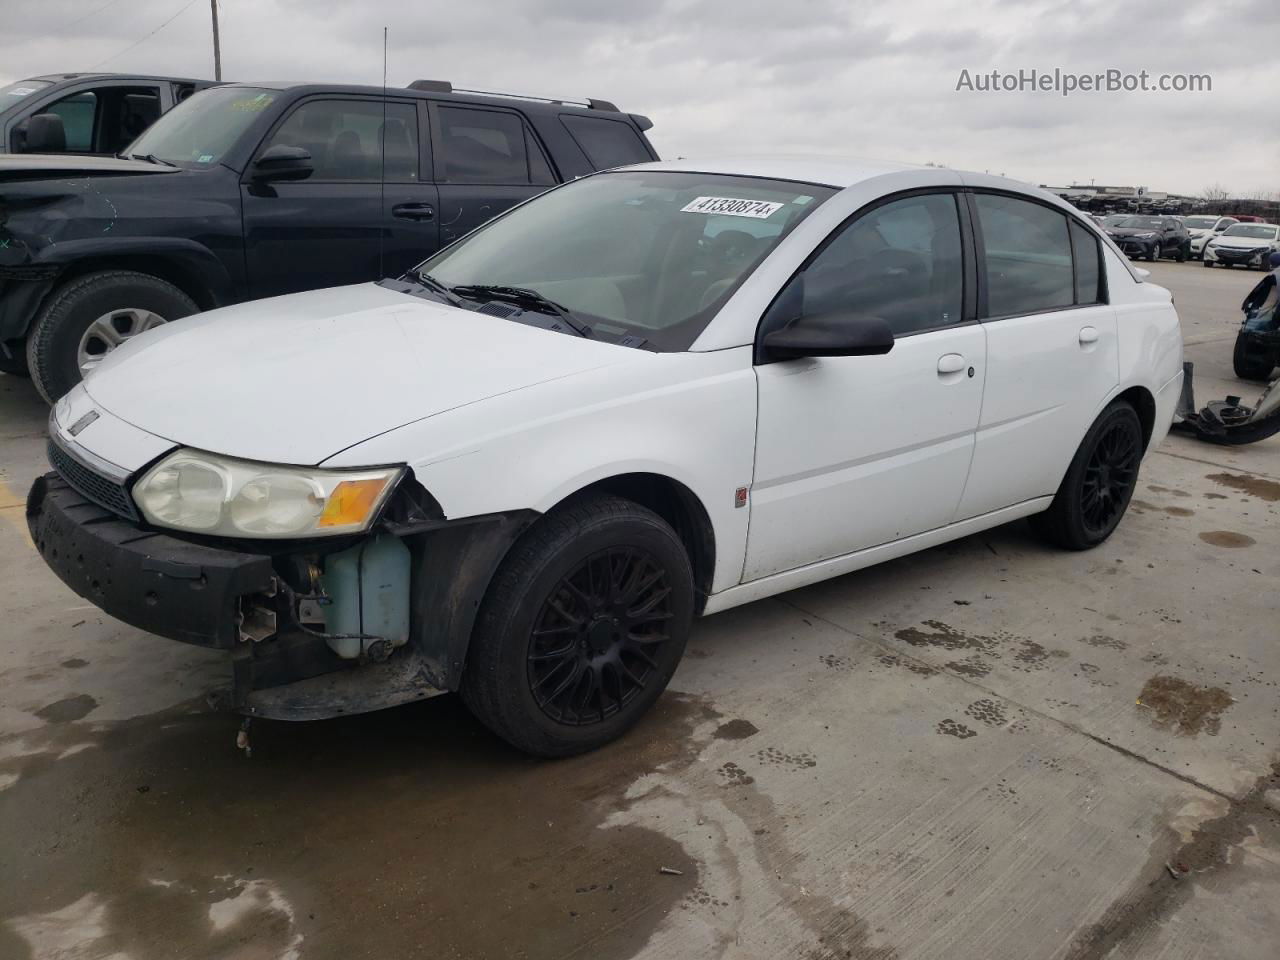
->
[[1, 73, 212, 155], [0, 79, 657, 401], [1104, 215, 1191, 262]]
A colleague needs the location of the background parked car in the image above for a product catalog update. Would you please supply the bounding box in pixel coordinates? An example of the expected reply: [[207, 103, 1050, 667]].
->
[[1, 73, 212, 155], [1104, 215, 1191, 261], [1203, 222, 1280, 270], [1183, 213, 1239, 259], [0, 79, 658, 400]]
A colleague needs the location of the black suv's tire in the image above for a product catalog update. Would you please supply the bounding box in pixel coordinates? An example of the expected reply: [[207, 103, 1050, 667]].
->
[[27, 271, 198, 403], [0, 341, 29, 377], [1031, 401, 1143, 551], [1233, 332, 1275, 381], [460, 494, 694, 757]]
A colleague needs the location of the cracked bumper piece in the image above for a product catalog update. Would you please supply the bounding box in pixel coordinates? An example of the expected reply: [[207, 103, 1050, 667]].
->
[[27, 473, 276, 649], [27, 472, 447, 719]]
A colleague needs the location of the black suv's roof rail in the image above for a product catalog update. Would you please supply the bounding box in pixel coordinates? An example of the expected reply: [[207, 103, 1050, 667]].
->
[[406, 79, 620, 112]]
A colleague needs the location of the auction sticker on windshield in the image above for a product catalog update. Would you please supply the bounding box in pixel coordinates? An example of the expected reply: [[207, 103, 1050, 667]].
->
[[681, 196, 784, 218]]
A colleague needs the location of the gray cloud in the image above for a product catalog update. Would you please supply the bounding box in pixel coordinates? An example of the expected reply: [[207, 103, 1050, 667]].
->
[[0, 0, 1272, 195]]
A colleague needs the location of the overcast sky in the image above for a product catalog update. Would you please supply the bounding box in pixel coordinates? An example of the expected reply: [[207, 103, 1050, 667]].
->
[[2, 0, 1274, 197]]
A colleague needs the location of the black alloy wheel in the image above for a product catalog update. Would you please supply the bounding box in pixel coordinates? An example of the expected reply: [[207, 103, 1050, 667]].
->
[[527, 547, 673, 725], [1031, 400, 1144, 550], [1079, 418, 1141, 538]]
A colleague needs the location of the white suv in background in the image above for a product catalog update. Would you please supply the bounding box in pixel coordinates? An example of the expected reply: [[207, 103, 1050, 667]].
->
[[1184, 214, 1239, 259], [30, 158, 1184, 756]]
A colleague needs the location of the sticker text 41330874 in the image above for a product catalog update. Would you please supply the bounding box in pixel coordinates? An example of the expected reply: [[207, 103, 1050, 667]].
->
[[680, 196, 785, 219]]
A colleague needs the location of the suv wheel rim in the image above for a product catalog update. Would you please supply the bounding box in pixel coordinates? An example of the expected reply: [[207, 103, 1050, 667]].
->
[[77, 308, 168, 375], [527, 547, 673, 725], [1081, 420, 1140, 536]]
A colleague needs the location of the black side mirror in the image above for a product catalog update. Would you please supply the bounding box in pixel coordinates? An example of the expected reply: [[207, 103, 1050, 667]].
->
[[21, 113, 67, 153], [762, 311, 895, 361], [250, 144, 313, 182]]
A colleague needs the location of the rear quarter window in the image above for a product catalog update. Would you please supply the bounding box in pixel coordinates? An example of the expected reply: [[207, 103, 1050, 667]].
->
[[560, 115, 651, 169]]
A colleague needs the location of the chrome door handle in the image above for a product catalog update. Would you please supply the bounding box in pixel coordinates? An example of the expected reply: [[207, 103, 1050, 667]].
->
[[1079, 326, 1099, 345], [937, 353, 966, 375]]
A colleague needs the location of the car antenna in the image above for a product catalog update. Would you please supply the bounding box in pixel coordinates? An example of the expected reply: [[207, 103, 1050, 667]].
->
[[378, 25, 388, 282]]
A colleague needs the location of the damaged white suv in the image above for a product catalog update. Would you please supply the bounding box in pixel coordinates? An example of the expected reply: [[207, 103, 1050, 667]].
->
[[29, 158, 1184, 755]]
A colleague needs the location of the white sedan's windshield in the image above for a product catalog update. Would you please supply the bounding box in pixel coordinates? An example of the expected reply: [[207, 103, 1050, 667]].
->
[[420, 170, 836, 350], [1221, 224, 1278, 240]]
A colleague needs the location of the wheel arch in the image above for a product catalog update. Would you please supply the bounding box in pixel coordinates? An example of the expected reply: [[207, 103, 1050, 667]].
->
[[550, 472, 717, 615], [1115, 384, 1157, 451], [49, 253, 227, 312]]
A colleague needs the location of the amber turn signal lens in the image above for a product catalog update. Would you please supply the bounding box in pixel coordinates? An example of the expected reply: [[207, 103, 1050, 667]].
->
[[318, 477, 391, 528]]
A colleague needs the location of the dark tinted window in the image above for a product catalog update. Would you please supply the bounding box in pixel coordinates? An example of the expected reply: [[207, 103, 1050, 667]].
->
[[525, 126, 555, 185], [975, 194, 1073, 317], [265, 99, 419, 182], [45, 92, 96, 151], [799, 192, 964, 335], [437, 106, 530, 183], [1071, 220, 1102, 305], [560, 115, 651, 169]]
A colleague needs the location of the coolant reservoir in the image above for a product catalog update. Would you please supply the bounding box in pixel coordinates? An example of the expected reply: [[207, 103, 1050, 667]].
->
[[320, 534, 411, 659]]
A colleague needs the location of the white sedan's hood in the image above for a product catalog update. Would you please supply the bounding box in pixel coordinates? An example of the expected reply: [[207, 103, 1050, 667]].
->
[[82, 283, 627, 466], [1210, 234, 1277, 250]]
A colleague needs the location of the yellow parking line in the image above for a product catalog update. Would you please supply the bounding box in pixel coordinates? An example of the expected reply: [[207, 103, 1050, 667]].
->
[[0, 479, 34, 548]]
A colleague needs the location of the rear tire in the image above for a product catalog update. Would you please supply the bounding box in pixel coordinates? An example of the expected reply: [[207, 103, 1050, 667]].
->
[[1233, 332, 1275, 381], [26, 270, 197, 403], [1031, 401, 1143, 551], [1203, 259, 1213, 268], [460, 494, 694, 757]]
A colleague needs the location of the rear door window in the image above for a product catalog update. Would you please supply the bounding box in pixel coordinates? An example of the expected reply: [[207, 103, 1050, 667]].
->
[[974, 194, 1074, 317], [436, 106, 547, 184], [560, 115, 651, 169]]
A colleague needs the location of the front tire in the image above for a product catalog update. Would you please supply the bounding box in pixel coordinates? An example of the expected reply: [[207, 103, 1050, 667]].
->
[[1147, 242, 1161, 262], [1233, 332, 1275, 381], [460, 494, 694, 757], [26, 270, 197, 403], [1031, 401, 1143, 550]]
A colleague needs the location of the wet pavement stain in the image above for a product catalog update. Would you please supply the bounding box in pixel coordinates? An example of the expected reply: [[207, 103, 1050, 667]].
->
[[876, 654, 937, 677], [894, 621, 1003, 655], [1065, 761, 1280, 959], [1163, 506, 1194, 517], [1206, 472, 1280, 502], [0, 692, 710, 960], [936, 719, 977, 739], [60, 658, 89, 669], [753, 746, 818, 770], [1198, 530, 1256, 548], [944, 656, 992, 678], [713, 719, 759, 741], [1203, 492, 1228, 500], [1137, 675, 1235, 736], [718, 761, 755, 786], [31, 693, 98, 724], [964, 699, 1006, 727], [1080, 634, 1128, 651]]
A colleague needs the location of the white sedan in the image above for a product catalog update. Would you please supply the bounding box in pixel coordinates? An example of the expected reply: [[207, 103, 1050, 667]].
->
[[29, 157, 1184, 756]]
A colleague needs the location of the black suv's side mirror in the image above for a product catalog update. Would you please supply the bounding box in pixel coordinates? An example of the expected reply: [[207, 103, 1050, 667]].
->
[[250, 145, 314, 182], [19, 113, 67, 153], [762, 311, 895, 361]]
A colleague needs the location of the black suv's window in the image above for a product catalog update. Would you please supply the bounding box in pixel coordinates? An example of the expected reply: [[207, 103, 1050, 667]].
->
[[264, 99, 419, 181], [974, 194, 1074, 317], [560, 115, 650, 169], [436, 106, 550, 185], [45, 91, 97, 151], [796, 192, 965, 336]]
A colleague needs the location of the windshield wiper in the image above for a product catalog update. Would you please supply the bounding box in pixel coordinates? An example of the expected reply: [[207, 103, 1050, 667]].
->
[[411, 270, 464, 307], [452, 284, 592, 338], [120, 152, 176, 167]]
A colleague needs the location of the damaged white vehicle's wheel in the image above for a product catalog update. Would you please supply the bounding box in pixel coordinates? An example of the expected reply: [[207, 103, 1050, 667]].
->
[[461, 494, 694, 757]]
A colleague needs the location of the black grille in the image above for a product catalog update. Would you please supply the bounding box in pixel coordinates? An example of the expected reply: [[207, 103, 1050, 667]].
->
[[47, 439, 139, 521]]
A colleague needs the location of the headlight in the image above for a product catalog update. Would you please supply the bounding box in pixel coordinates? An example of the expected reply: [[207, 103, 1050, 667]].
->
[[1136, 232, 1156, 239], [133, 449, 402, 538]]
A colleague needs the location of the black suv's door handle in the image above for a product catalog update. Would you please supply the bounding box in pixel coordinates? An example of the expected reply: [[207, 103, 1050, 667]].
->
[[392, 202, 435, 221]]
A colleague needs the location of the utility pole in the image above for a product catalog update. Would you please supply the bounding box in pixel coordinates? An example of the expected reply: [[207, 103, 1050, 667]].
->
[[210, 0, 222, 81]]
